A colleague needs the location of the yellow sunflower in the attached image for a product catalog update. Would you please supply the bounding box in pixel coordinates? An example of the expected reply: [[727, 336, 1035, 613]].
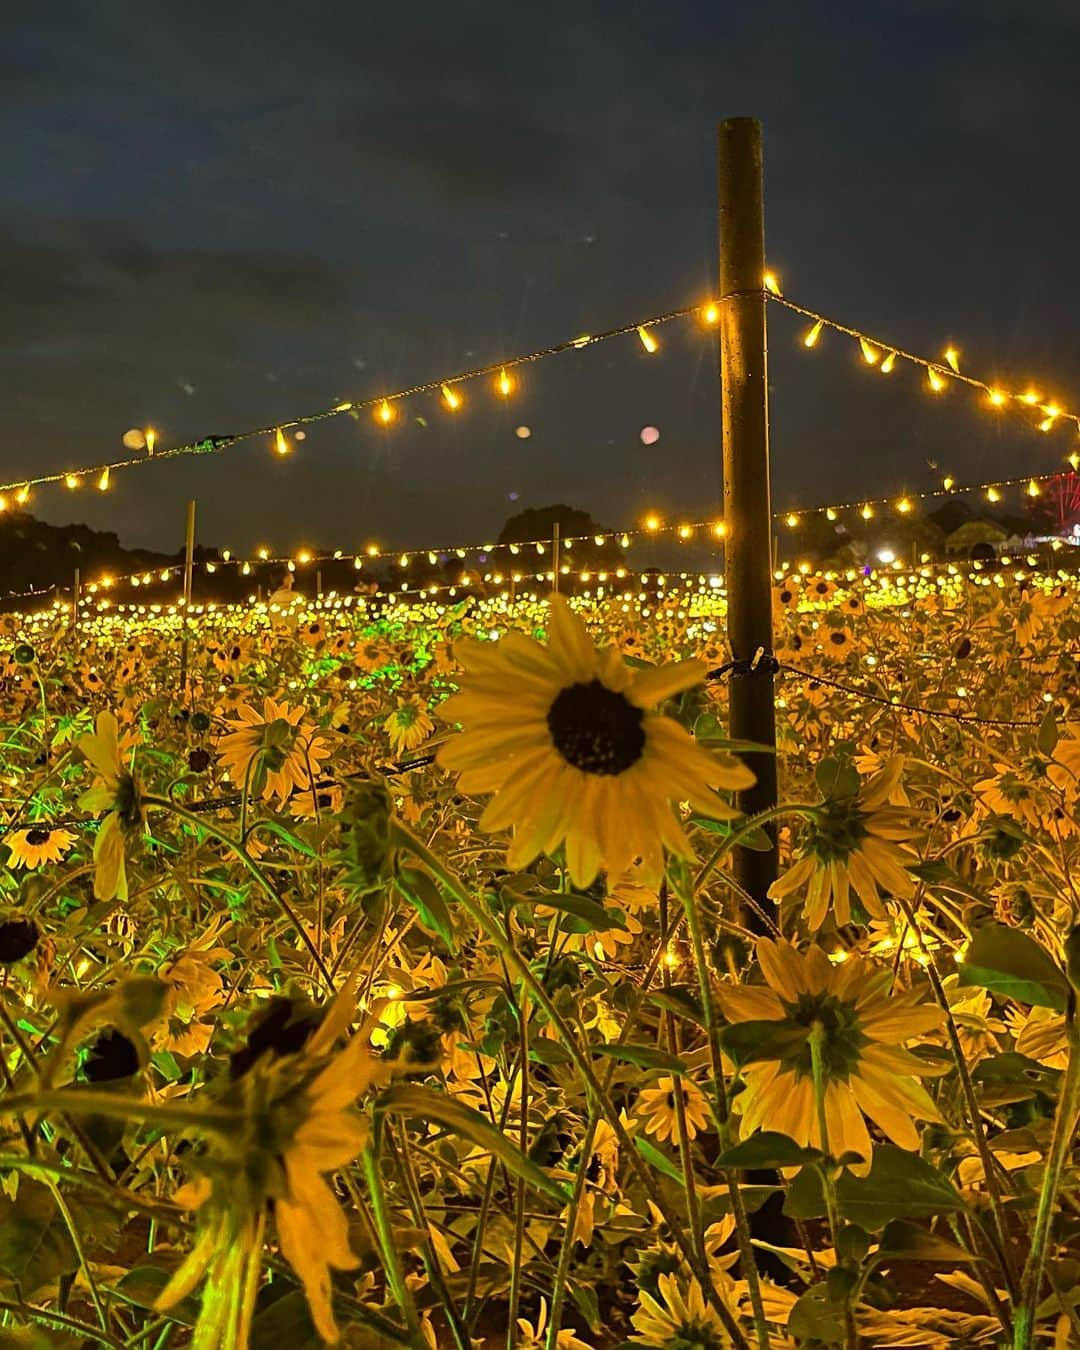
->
[[718, 940, 944, 1167], [383, 697, 435, 756], [216, 697, 330, 807], [630, 1272, 738, 1349], [769, 756, 920, 930], [77, 710, 143, 902], [5, 826, 77, 869], [156, 989, 389, 1345], [635, 1075, 711, 1144], [437, 596, 753, 887]]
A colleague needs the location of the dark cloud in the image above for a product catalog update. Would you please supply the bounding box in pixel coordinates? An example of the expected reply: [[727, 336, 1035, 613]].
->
[[3, 1, 1080, 553]]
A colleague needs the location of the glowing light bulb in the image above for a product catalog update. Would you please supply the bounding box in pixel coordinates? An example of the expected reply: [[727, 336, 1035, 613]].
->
[[97, 468, 110, 491], [944, 347, 960, 373], [785, 513, 799, 528], [65, 474, 80, 489], [763, 271, 781, 296], [572, 334, 591, 349], [861, 503, 874, 520], [145, 427, 157, 455], [399, 554, 409, 567], [366, 544, 379, 557], [678, 524, 693, 540], [943, 476, 955, 491], [496, 368, 514, 397], [986, 486, 1001, 503], [927, 367, 946, 393], [256, 546, 270, 560], [15, 486, 29, 505], [987, 388, 1006, 408], [879, 351, 897, 374], [296, 549, 312, 565], [702, 302, 719, 325], [637, 325, 658, 354], [1020, 389, 1040, 406], [620, 533, 630, 547], [1069, 452, 1080, 471], [859, 338, 880, 366], [274, 428, 290, 456], [644, 515, 660, 533], [1027, 479, 1041, 497], [896, 497, 912, 514], [376, 399, 396, 426], [711, 520, 727, 538], [441, 383, 461, 411], [803, 319, 824, 348]]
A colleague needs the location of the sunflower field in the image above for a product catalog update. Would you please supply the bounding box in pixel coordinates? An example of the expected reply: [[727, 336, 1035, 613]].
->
[[1, 562, 1079, 1350]]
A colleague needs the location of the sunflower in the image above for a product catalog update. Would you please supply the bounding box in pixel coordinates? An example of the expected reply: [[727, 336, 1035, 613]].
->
[[718, 940, 944, 1167], [514, 1297, 592, 1350], [630, 1272, 738, 1349], [156, 988, 389, 1345], [216, 697, 330, 807], [5, 826, 77, 869], [768, 756, 920, 930], [635, 1075, 711, 1144], [78, 710, 143, 902], [384, 697, 435, 756], [437, 596, 753, 887]]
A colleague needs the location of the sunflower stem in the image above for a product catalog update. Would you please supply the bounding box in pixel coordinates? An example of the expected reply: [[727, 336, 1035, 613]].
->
[[1014, 1017, 1080, 1350], [670, 859, 771, 1350], [808, 1021, 857, 1350], [392, 821, 751, 1350], [506, 981, 529, 1350], [360, 1138, 425, 1348], [142, 795, 333, 991], [896, 896, 1019, 1302]]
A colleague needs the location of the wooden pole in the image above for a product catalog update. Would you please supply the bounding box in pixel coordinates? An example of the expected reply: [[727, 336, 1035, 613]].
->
[[551, 523, 561, 595], [179, 500, 196, 694], [718, 117, 778, 919], [72, 568, 80, 640]]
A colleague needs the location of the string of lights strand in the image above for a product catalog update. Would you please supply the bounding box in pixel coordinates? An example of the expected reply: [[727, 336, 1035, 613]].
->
[[0, 301, 705, 504], [7, 457, 1069, 608], [6, 271, 1080, 508]]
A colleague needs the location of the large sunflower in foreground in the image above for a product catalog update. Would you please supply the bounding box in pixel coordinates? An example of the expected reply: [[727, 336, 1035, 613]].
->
[[437, 596, 753, 887], [768, 756, 920, 930], [718, 940, 943, 1167]]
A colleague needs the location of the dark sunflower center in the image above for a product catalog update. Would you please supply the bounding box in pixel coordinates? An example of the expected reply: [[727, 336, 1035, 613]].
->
[[546, 679, 645, 775], [25, 828, 51, 845]]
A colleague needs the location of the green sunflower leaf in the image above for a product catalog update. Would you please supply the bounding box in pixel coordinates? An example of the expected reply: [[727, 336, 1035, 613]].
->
[[876, 1219, 979, 1263], [591, 1042, 686, 1074], [633, 1135, 684, 1185], [716, 1131, 822, 1170], [788, 1283, 847, 1344], [957, 923, 1070, 1011], [718, 1019, 810, 1067], [376, 1083, 571, 1205], [513, 892, 627, 933], [396, 866, 455, 951], [835, 1145, 966, 1231], [1038, 705, 1060, 757]]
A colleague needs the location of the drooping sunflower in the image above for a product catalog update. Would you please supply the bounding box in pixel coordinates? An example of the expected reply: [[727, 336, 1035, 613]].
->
[[768, 756, 920, 930], [437, 596, 753, 887], [156, 989, 389, 1345], [78, 710, 143, 902], [216, 697, 330, 807], [718, 939, 944, 1166], [5, 826, 77, 870]]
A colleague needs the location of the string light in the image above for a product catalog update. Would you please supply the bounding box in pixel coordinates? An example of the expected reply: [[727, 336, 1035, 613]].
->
[[880, 351, 897, 374], [441, 383, 462, 411], [376, 400, 396, 426], [65, 474, 79, 490], [859, 339, 880, 366], [944, 347, 960, 374], [274, 429, 290, 456], [15, 487, 29, 505], [927, 367, 946, 393], [145, 428, 157, 455], [803, 319, 823, 348], [496, 368, 514, 397], [702, 302, 720, 325], [637, 326, 659, 354], [896, 497, 912, 514], [987, 388, 1006, 408], [763, 271, 781, 296], [97, 468, 110, 491]]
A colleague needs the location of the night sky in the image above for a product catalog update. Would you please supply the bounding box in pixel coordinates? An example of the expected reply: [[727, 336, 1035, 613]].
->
[[6, 1, 1080, 559]]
